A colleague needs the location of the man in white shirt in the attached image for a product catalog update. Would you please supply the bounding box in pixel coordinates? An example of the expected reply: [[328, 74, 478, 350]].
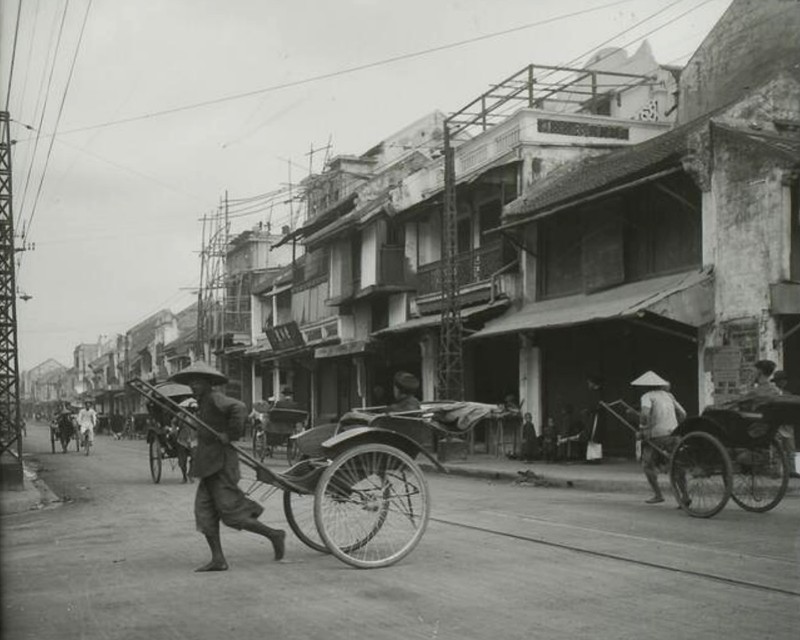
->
[[77, 401, 98, 445], [632, 371, 687, 504]]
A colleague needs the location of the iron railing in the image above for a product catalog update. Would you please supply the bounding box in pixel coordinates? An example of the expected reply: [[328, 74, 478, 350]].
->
[[417, 240, 507, 296]]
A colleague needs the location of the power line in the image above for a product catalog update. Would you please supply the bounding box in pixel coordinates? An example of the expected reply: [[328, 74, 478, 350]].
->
[[19, 0, 93, 268], [14, 0, 70, 231], [13, 0, 43, 124], [3, 0, 23, 111], [16, 0, 635, 142]]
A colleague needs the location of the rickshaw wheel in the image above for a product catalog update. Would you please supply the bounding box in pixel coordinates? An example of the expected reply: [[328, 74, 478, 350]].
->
[[149, 439, 163, 484], [730, 436, 789, 513], [669, 431, 732, 518], [314, 443, 430, 569], [282, 489, 328, 554]]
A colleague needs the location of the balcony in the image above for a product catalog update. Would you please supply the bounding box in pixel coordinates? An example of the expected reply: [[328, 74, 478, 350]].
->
[[417, 240, 507, 296]]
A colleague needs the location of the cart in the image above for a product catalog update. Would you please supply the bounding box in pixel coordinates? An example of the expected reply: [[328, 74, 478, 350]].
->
[[129, 379, 500, 568], [50, 410, 80, 454], [668, 394, 798, 518], [145, 383, 194, 484], [602, 395, 798, 518], [252, 407, 308, 464]]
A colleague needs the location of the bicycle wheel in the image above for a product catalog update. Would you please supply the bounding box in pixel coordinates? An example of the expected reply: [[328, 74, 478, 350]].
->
[[731, 437, 789, 512], [314, 444, 430, 569], [669, 431, 732, 518], [283, 489, 328, 553], [149, 439, 162, 483]]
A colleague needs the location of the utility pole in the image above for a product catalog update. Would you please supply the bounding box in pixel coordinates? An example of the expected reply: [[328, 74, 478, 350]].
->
[[195, 214, 208, 360], [0, 111, 24, 484], [437, 122, 464, 401]]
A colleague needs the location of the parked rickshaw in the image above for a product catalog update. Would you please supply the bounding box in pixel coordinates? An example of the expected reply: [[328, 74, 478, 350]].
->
[[129, 378, 500, 568]]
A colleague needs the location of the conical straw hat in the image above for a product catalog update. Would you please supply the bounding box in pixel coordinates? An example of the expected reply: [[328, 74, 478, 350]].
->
[[154, 382, 193, 398], [169, 361, 228, 386], [630, 370, 669, 387]]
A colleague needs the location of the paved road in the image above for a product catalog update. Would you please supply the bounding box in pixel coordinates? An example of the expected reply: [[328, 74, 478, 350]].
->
[[3, 423, 799, 640]]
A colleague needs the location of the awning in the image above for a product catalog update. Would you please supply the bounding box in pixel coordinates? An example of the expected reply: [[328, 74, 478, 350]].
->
[[315, 339, 379, 359], [258, 345, 314, 363], [371, 299, 511, 337], [469, 268, 714, 340]]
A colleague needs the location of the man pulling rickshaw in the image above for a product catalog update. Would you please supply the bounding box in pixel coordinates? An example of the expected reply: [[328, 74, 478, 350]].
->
[[169, 361, 286, 572]]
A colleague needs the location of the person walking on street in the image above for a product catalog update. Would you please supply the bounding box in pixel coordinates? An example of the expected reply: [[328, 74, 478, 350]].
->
[[632, 371, 687, 504], [170, 361, 286, 572], [77, 401, 97, 449], [772, 370, 799, 478]]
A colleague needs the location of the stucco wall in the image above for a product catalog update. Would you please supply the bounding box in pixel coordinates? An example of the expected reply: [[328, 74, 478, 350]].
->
[[678, 0, 800, 123]]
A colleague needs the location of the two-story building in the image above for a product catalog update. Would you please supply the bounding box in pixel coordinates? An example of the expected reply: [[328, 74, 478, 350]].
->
[[471, 0, 800, 457], [379, 44, 679, 415]]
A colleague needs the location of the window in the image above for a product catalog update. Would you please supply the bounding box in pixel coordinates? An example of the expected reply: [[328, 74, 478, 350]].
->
[[457, 217, 472, 254], [386, 220, 405, 247], [478, 200, 502, 238], [371, 297, 389, 331], [351, 233, 362, 288], [539, 210, 584, 298]]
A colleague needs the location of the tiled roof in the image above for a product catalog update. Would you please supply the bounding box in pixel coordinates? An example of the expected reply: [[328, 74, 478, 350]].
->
[[713, 123, 800, 162], [504, 118, 707, 219]]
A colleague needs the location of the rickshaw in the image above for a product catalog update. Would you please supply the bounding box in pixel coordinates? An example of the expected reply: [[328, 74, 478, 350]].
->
[[667, 393, 797, 518], [50, 407, 80, 454], [129, 378, 500, 568], [251, 404, 308, 464], [145, 382, 195, 484], [602, 394, 798, 518]]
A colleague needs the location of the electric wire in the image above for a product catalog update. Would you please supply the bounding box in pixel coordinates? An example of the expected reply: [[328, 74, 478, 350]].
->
[[19, 0, 93, 273], [14, 0, 70, 232], [3, 0, 23, 111], [14, 0, 635, 142], [12, 0, 42, 123]]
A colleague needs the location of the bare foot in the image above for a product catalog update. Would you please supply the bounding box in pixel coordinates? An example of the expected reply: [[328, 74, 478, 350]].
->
[[194, 560, 228, 572], [271, 530, 286, 561]]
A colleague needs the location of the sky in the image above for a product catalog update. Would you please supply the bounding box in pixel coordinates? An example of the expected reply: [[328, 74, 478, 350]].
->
[[0, 0, 733, 372]]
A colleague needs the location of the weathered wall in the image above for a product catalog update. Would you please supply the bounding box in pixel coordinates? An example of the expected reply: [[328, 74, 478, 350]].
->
[[678, 0, 800, 123]]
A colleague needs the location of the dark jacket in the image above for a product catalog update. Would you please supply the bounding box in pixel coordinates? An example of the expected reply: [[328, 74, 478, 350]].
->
[[192, 390, 248, 479], [387, 394, 421, 413]]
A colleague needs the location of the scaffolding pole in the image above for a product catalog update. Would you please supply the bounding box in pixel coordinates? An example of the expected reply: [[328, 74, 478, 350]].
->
[[437, 123, 464, 401]]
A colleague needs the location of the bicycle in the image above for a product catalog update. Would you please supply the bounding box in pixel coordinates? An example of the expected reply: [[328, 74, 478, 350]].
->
[[82, 428, 92, 456]]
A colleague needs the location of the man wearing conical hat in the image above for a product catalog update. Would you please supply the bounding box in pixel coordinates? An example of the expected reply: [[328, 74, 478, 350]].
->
[[170, 361, 286, 571], [632, 371, 687, 505]]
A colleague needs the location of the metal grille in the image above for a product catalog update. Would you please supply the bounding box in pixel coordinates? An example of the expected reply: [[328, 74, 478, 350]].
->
[[0, 111, 23, 464]]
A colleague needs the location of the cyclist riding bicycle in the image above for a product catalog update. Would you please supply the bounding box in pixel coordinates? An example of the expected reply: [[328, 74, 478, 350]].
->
[[77, 401, 98, 452]]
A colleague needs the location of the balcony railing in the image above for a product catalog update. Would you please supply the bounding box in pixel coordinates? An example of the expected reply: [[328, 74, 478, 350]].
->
[[417, 240, 506, 296]]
